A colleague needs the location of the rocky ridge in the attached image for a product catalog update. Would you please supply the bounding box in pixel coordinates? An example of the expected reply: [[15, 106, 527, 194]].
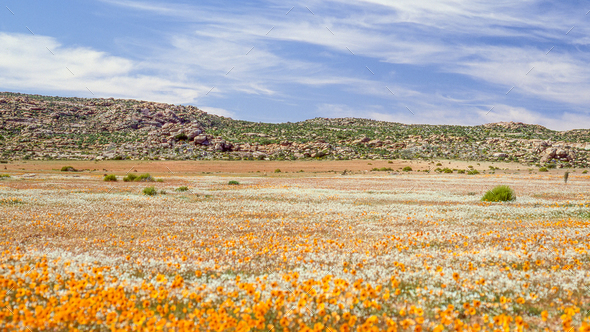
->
[[1, 92, 589, 167]]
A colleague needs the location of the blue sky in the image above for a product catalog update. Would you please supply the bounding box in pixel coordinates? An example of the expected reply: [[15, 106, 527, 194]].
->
[[2, 1, 590, 130]]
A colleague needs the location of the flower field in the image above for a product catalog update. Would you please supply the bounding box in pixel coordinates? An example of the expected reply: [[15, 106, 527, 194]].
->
[[0, 169, 589, 331]]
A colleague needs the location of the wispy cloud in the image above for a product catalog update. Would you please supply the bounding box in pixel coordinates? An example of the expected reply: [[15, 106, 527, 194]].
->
[[2, 0, 590, 129]]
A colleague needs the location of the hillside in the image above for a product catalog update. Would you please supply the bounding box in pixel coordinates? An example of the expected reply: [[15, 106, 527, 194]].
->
[[1, 92, 589, 167]]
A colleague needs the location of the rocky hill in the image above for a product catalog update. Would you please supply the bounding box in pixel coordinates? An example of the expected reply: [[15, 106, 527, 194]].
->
[[1, 92, 590, 167]]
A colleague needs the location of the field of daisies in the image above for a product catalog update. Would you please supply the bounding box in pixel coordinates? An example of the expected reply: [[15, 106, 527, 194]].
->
[[0, 170, 589, 331]]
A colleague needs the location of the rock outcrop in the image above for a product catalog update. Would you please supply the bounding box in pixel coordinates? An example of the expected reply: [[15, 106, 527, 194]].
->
[[1, 92, 590, 166]]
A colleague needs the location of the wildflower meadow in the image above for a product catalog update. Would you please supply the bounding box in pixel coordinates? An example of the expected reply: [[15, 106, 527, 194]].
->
[[0, 168, 589, 331]]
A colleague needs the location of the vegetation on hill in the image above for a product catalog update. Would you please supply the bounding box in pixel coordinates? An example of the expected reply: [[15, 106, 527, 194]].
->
[[0, 92, 588, 167]]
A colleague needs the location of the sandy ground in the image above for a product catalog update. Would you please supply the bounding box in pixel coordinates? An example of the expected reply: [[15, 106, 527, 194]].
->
[[0, 159, 577, 176]]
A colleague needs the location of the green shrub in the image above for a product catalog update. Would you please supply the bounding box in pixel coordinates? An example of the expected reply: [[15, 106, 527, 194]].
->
[[135, 173, 154, 182], [103, 174, 117, 182], [142, 186, 157, 196], [228, 180, 240, 185], [467, 169, 480, 175], [175, 133, 188, 141], [402, 166, 412, 172], [457, 169, 465, 174], [159, 190, 167, 195], [481, 185, 516, 202], [547, 163, 556, 169], [436, 163, 442, 166], [372, 167, 394, 171], [0, 174, 10, 179], [539, 167, 548, 172], [583, 170, 588, 174], [388, 161, 393, 164], [123, 174, 137, 182], [176, 186, 189, 192], [274, 169, 281, 173], [61, 166, 77, 172], [156, 178, 164, 182], [442, 168, 453, 173]]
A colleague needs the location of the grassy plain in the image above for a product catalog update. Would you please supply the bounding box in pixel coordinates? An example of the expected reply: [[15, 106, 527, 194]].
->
[[0, 161, 589, 331]]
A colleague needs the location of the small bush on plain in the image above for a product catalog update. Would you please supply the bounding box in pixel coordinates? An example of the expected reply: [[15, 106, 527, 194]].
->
[[136, 173, 154, 182], [123, 174, 137, 182], [143, 186, 157, 196], [539, 167, 548, 172], [176, 186, 189, 192], [402, 166, 412, 172], [61, 166, 77, 172], [372, 167, 394, 171], [228, 180, 240, 185], [482, 185, 516, 202], [103, 174, 117, 182]]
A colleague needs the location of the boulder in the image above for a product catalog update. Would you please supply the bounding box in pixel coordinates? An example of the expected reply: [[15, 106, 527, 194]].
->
[[540, 148, 557, 162], [194, 135, 209, 145], [556, 149, 567, 158], [492, 152, 508, 158], [187, 129, 203, 140], [252, 151, 267, 159]]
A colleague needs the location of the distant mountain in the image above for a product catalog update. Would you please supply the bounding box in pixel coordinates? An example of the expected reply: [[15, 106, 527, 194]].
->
[[0, 92, 588, 167]]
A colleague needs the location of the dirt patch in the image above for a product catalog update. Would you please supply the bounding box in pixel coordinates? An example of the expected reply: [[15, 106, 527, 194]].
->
[[1, 159, 534, 176]]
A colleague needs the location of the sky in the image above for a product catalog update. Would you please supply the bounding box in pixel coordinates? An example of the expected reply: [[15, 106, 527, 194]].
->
[[2, 1, 590, 130]]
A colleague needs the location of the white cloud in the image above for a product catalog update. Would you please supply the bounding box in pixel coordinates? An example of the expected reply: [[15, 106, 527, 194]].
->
[[0, 33, 210, 104], [198, 106, 236, 118]]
